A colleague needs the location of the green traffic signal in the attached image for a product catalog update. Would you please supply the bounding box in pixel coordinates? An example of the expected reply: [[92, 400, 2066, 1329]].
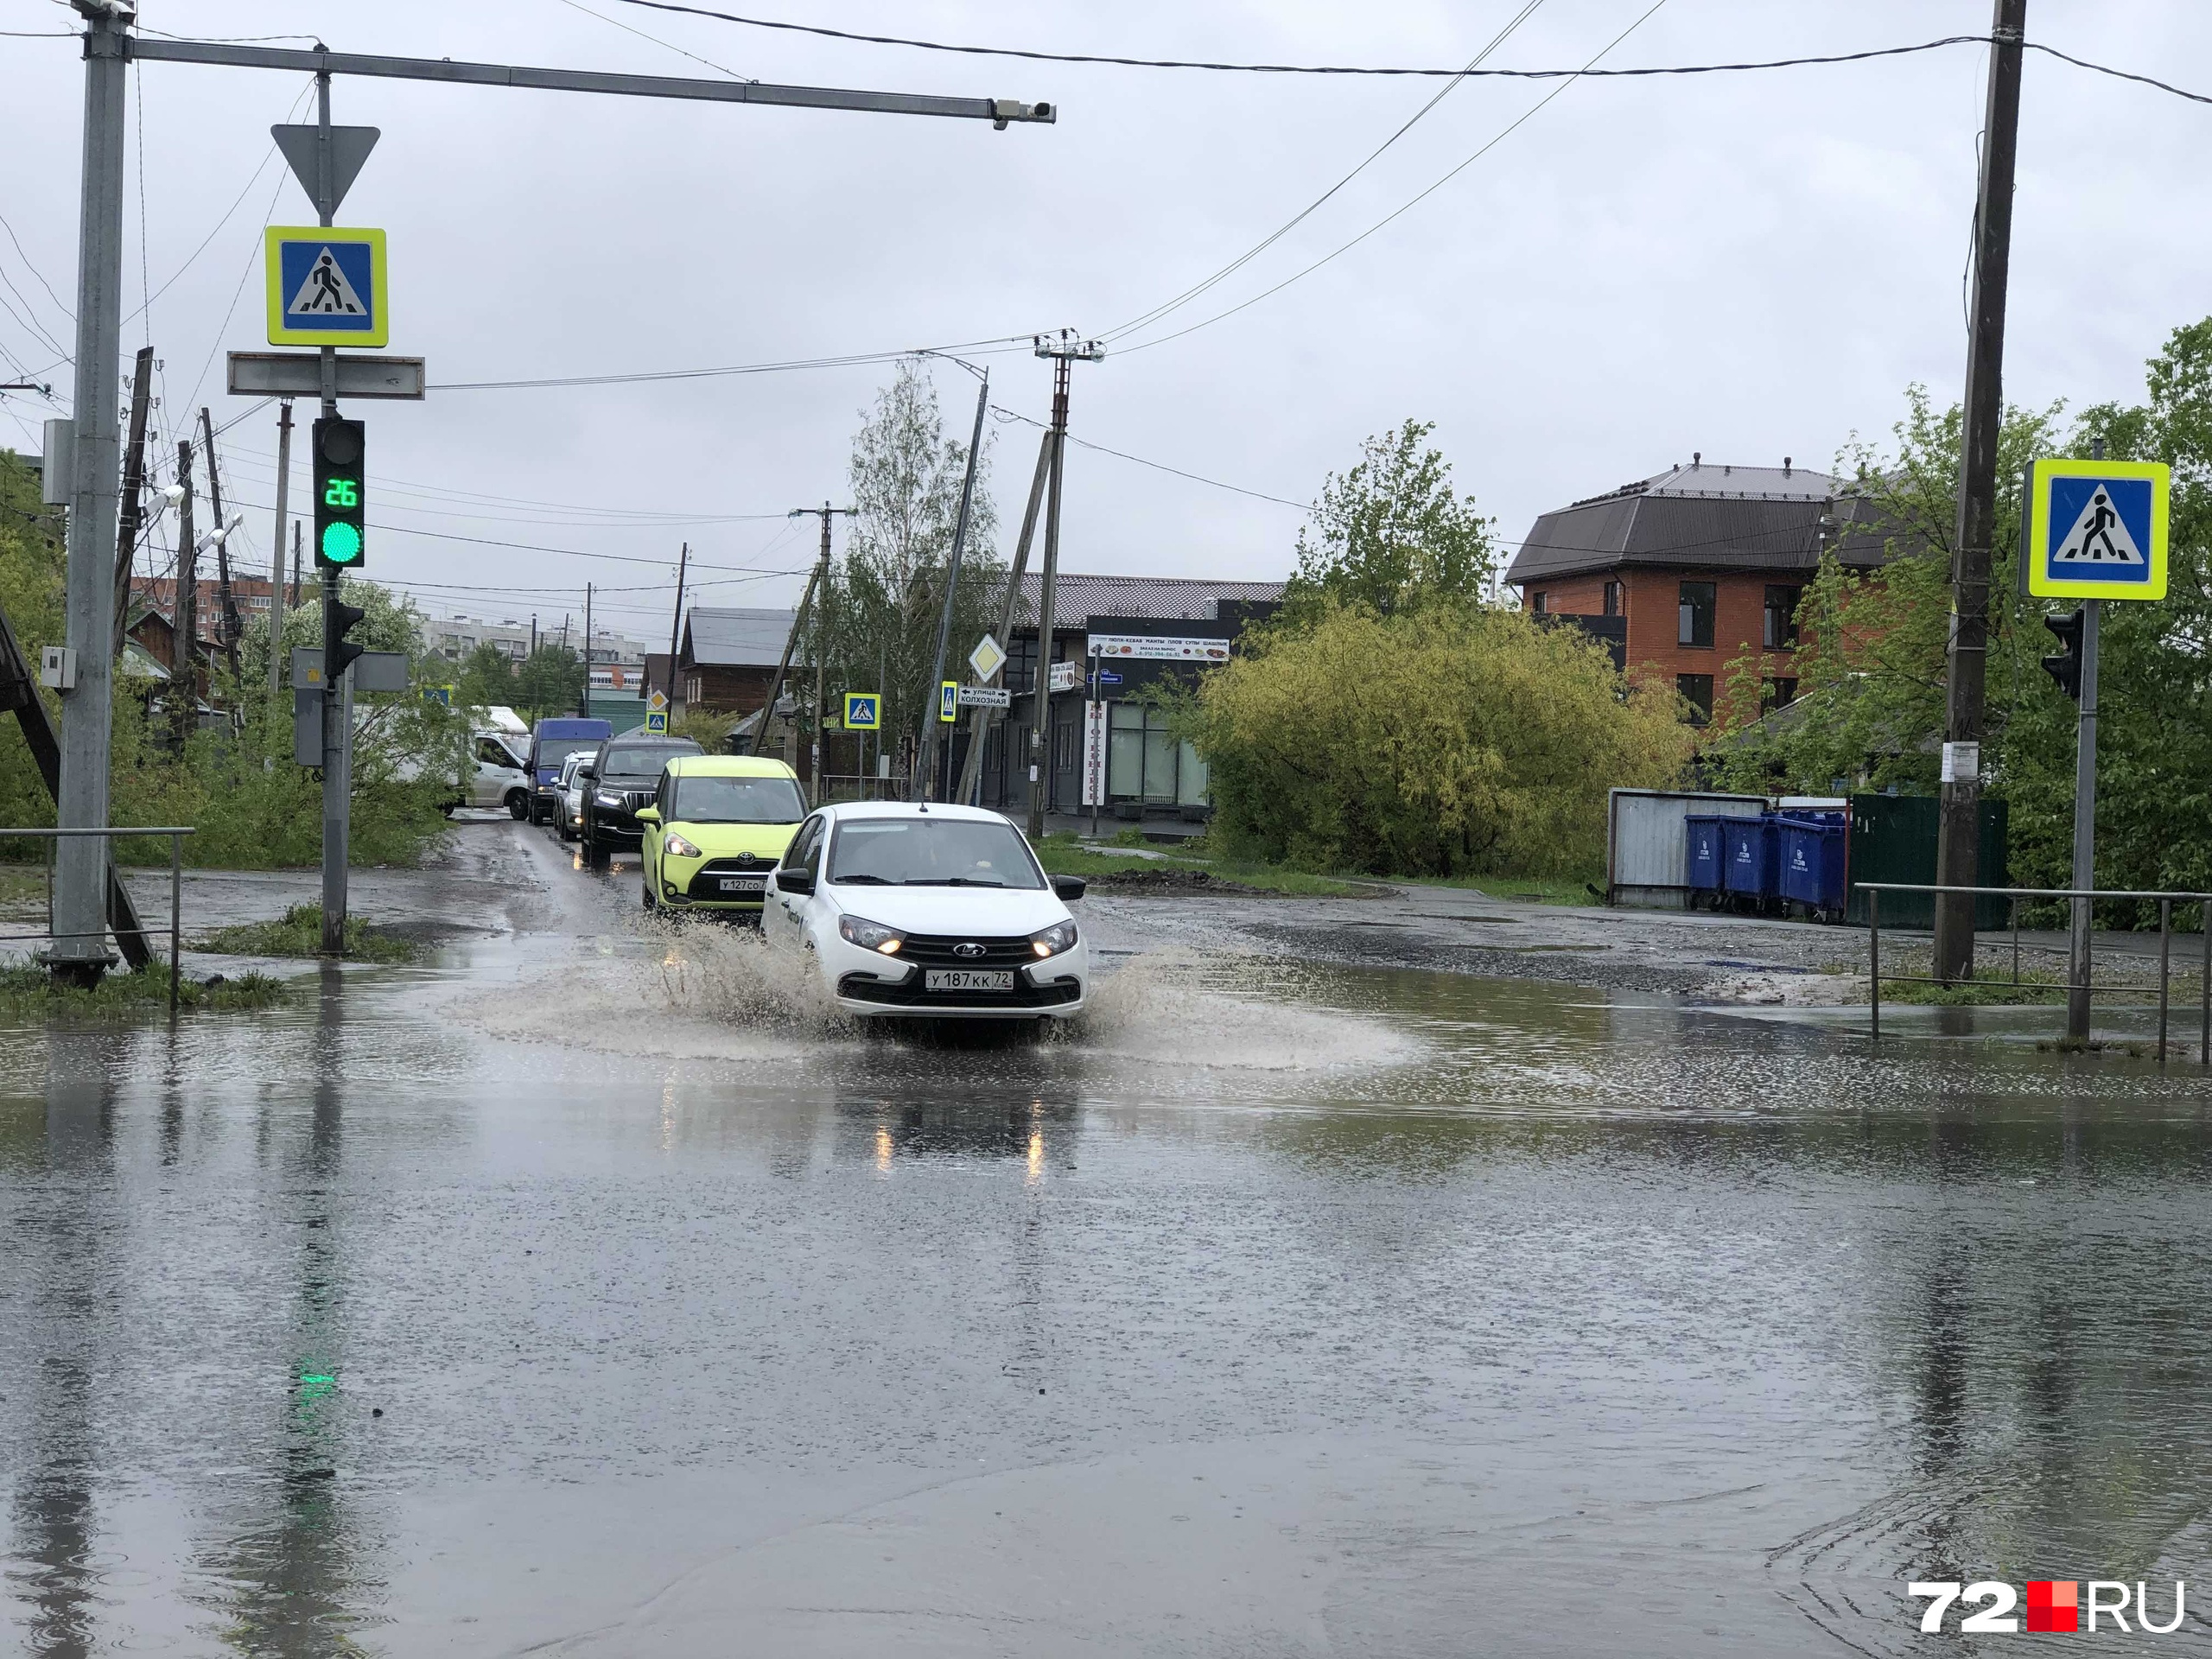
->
[[320, 520, 363, 564]]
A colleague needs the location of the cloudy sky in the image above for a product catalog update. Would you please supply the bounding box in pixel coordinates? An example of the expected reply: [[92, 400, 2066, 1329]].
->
[[3, 2, 2209, 645]]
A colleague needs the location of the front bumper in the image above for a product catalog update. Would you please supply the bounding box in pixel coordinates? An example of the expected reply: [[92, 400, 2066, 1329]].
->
[[826, 938, 1089, 1019]]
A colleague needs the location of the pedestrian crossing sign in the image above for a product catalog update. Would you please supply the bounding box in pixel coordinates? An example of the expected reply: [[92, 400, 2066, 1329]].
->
[[2025, 458, 2167, 600], [843, 692, 880, 730], [265, 227, 388, 347], [645, 709, 669, 734]]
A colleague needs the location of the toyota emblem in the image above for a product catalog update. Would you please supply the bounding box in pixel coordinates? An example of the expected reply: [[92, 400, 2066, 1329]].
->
[[952, 942, 988, 959]]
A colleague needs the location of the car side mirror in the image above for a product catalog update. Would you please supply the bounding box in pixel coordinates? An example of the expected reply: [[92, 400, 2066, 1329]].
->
[[575, 765, 596, 781], [1052, 874, 1088, 901], [635, 806, 660, 825], [774, 868, 815, 896]]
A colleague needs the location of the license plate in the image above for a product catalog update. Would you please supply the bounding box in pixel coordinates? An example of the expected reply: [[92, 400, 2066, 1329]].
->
[[925, 969, 1014, 993], [715, 876, 767, 893]]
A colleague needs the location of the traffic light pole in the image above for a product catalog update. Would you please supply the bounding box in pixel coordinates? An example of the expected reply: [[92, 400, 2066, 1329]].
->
[[2066, 597, 2101, 1040], [312, 68, 353, 957]]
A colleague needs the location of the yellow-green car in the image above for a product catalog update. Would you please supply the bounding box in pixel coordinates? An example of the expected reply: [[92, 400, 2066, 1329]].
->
[[635, 754, 808, 920]]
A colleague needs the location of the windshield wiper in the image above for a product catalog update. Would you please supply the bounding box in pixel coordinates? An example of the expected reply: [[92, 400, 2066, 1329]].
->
[[831, 873, 893, 884], [902, 876, 1006, 887]]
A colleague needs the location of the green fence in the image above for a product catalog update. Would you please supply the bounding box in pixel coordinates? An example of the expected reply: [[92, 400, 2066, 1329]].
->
[[1844, 794, 2010, 929]]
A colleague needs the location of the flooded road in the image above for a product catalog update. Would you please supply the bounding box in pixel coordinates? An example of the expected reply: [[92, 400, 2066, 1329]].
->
[[4, 823, 2210, 1654]]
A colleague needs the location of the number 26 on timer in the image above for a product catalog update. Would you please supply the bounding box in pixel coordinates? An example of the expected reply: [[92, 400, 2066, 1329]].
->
[[324, 479, 359, 508]]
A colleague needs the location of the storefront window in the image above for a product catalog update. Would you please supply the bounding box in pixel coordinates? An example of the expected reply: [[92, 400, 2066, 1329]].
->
[[1106, 702, 1208, 806]]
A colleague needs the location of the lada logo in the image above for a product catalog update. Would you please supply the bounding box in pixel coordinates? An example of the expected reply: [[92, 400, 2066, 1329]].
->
[[952, 942, 988, 959]]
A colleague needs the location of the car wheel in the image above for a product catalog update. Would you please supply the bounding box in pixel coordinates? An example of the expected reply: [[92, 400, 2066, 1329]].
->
[[642, 877, 657, 911], [506, 791, 530, 821]]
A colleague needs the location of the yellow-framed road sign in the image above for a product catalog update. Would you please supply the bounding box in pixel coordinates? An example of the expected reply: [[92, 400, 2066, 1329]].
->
[[843, 692, 880, 730], [265, 226, 389, 347], [2024, 458, 2168, 601]]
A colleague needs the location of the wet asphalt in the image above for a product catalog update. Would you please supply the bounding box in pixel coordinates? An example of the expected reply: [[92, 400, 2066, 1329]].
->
[[4, 819, 2211, 1655]]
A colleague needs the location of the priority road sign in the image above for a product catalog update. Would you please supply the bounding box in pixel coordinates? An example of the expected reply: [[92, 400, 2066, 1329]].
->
[[2024, 458, 2168, 601], [843, 691, 880, 729], [265, 226, 388, 347], [648, 688, 669, 713], [968, 632, 1007, 683]]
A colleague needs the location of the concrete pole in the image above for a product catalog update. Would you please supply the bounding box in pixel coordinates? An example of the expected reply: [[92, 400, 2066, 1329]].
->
[[1932, 0, 2027, 983], [1027, 355, 1071, 841], [171, 441, 197, 753], [315, 70, 351, 957], [267, 400, 292, 695], [956, 428, 1050, 806], [916, 368, 988, 800], [581, 582, 593, 717], [50, 2, 131, 980]]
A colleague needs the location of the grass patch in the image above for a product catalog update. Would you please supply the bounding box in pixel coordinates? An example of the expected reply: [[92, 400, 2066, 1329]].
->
[[1878, 964, 2066, 1006], [0, 864, 48, 912], [1031, 833, 1367, 897], [1395, 872, 1605, 906], [0, 963, 287, 1020], [194, 903, 420, 963]]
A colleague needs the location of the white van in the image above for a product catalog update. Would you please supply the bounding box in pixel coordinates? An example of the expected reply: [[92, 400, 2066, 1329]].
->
[[468, 729, 532, 816]]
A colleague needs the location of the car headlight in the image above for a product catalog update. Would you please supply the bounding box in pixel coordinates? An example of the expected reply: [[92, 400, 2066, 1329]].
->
[[838, 914, 905, 954], [595, 791, 624, 808], [664, 832, 702, 859], [1030, 919, 1078, 958]]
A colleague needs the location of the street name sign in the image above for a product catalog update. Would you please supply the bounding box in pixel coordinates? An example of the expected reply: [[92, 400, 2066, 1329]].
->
[[968, 632, 1007, 682], [843, 692, 880, 729], [2024, 459, 2169, 601], [228, 352, 425, 399], [265, 226, 389, 347], [957, 684, 1011, 709]]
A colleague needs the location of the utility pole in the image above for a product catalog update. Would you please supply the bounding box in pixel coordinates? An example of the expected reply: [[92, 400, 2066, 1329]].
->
[[664, 543, 689, 711], [290, 524, 301, 608], [581, 582, 593, 717], [48, 0, 130, 982], [957, 428, 1051, 806], [267, 399, 293, 694], [313, 66, 353, 958], [1933, 0, 2027, 984], [2064, 438, 2107, 1041], [200, 406, 242, 681], [1027, 331, 1104, 841], [915, 365, 989, 800], [754, 505, 851, 769], [109, 346, 152, 660], [171, 438, 197, 753]]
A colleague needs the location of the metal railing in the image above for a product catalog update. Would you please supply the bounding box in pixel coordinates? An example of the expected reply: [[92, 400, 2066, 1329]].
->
[[1, 827, 196, 1014], [1859, 882, 2212, 1063]]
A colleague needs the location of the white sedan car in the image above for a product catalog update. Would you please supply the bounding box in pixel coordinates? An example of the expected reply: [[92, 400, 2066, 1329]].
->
[[763, 802, 1089, 1020]]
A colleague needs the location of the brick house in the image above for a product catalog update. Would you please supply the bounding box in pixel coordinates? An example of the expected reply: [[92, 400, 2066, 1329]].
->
[[1504, 457, 1894, 726]]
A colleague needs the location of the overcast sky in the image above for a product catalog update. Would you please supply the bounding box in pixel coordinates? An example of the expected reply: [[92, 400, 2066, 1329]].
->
[[4, 2, 2209, 645]]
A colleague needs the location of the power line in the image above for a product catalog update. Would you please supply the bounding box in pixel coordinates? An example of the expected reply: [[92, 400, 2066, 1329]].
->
[[429, 335, 1030, 392], [1104, 0, 1547, 344], [988, 405, 1307, 510], [1117, 0, 1670, 357], [611, 3, 1998, 80]]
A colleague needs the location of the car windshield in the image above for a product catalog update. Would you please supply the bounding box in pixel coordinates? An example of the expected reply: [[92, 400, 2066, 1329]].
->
[[672, 774, 806, 824], [827, 817, 1045, 888], [600, 743, 696, 782]]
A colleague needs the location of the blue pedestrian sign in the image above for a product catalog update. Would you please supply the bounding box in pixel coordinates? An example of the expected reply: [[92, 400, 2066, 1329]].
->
[[645, 709, 669, 734], [843, 692, 880, 730], [265, 226, 389, 347], [2024, 458, 2168, 601]]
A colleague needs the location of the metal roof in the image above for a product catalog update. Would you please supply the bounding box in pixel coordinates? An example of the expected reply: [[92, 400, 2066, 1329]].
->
[[1014, 572, 1287, 631], [680, 607, 800, 668], [1504, 461, 1905, 586]]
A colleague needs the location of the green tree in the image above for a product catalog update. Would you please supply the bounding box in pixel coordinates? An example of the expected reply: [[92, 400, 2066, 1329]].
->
[[453, 641, 516, 711], [1281, 419, 1497, 621], [1188, 601, 1690, 877], [0, 449, 67, 843], [512, 644, 585, 724], [817, 359, 1000, 758]]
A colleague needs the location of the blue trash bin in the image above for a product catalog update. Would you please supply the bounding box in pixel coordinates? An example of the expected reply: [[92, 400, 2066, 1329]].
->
[[1721, 816, 1780, 910], [1684, 814, 1728, 908], [1776, 815, 1848, 921]]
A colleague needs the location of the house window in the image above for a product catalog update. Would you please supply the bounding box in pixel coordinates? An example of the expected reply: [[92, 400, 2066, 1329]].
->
[[1603, 580, 1624, 617], [1006, 634, 1039, 695], [1676, 673, 1714, 726], [1761, 677, 1799, 715], [1677, 582, 1715, 649], [1530, 590, 1548, 615], [1764, 584, 1802, 650]]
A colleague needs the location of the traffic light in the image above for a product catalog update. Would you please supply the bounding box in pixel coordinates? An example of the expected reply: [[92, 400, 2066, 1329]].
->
[[326, 594, 366, 681], [2042, 607, 2085, 700], [312, 416, 365, 570]]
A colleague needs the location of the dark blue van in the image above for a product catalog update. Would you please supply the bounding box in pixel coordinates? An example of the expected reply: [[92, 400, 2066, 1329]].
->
[[527, 717, 613, 825]]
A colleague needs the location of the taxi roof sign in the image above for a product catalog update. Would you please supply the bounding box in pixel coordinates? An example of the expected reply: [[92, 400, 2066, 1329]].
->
[[2024, 458, 2168, 601]]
